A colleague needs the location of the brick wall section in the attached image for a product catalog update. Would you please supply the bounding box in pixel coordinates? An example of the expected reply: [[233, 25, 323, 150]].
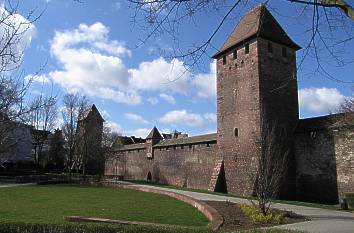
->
[[105, 142, 218, 190], [295, 129, 338, 203], [154, 143, 217, 189], [295, 120, 354, 204], [105, 149, 151, 180], [334, 128, 354, 197]]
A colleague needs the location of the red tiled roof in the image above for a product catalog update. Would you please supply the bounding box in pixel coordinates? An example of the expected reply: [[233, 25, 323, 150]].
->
[[213, 5, 301, 58]]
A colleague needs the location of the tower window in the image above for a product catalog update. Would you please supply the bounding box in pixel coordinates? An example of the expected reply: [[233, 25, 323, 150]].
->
[[245, 43, 249, 54], [310, 131, 317, 138], [233, 89, 238, 98], [233, 50, 237, 59], [222, 55, 227, 65], [234, 128, 239, 137], [268, 42, 273, 53], [282, 47, 287, 57]]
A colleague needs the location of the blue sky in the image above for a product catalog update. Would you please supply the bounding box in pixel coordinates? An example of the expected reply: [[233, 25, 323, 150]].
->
[[6, 0, 354, 138]]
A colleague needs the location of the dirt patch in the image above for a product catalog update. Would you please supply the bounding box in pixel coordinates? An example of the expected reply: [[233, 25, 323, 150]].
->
[[203, 201, 308, 230]]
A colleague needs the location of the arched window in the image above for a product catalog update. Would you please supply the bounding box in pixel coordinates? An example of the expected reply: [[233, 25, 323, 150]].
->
[[234, 128, 239, 137], [147, 171, 152, 182]]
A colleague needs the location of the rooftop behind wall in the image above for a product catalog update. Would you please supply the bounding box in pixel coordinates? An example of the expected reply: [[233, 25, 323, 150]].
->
[[296, 112, 354, 133], [115, 133, 217, 152]]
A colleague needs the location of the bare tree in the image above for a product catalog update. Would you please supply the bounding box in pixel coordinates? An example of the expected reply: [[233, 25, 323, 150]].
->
[[27, 94, 57, 169], [249, 122, 289, 215], [102, 125, 121, 160], [128, 0, 354, 81], [0, 1, 47, 167], [47, 128, 65, 172], [0, 1, 41, 72], [61, 93, 90, 174], [335, 92, 354, 126]]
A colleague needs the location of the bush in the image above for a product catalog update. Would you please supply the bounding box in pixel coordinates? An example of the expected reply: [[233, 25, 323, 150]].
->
[[239, 204, 283, 224], [0, 223, 213, 233], [346, 193, 354, 210], [13, 174, 102, 185]]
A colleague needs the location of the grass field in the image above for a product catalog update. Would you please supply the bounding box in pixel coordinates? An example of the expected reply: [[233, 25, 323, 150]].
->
[[0, 185, 209, 227]]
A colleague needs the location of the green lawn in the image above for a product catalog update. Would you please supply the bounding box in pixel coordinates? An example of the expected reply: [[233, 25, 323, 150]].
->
[[0, 185, 208, 227]]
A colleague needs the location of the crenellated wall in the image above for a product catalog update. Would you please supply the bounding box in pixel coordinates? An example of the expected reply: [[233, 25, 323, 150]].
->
[[105, 142, 218, 190]]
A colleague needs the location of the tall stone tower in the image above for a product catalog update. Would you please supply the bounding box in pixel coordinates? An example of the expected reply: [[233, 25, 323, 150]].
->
[[76, 104, 104, 175], [213, 5, 300, 197]]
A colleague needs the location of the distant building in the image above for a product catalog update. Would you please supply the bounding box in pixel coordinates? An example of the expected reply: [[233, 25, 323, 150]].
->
[[0, 121, 33, 166]]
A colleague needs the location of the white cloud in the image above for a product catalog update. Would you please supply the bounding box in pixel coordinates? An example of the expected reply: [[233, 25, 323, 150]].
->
[[25, 74, 50, 84], [106, 120, 122, 133], [159, 93, 176, 104], [49, 22, 140, 105], [125, 128, 151, 138], [192, 61, 216, 98], [0, 4, 36, 70], [114, 1, 121, 10], [205, 129, 216, 134], [204, 113, 217, 123], [159, 110, 204, 127], [35, 22, 217, 106], [124, 113, 149, 124], [299, 87, 346, 114], [147, 97, 159, 105], [129, 57, 190, 94]]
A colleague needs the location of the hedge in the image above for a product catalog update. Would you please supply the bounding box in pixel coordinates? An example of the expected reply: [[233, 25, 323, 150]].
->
[[0, 223, 214, 233], [346, 193, 354, 210], [14, 174, 102, 184]]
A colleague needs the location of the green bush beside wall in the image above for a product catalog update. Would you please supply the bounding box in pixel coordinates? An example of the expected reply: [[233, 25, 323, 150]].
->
[[346, 193, 354, 210]]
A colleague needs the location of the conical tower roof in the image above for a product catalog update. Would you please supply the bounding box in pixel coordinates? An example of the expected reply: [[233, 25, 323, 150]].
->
[[213, 5, 300, 58], [146, 126, 163, 140]]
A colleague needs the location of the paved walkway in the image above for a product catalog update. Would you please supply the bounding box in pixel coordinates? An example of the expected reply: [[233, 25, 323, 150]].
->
[[107, 181, 354, 233], [0, 183, 35, 188]]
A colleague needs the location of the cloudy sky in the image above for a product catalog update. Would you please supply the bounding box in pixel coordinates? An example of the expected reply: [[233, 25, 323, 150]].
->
[[6, 0, 353, 138]]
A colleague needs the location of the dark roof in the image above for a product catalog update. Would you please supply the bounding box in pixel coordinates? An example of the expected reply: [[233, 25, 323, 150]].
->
[[213, 5, 300, 58], [80, 104, 104, 122], [116, 136, 146, 145], [154, 133, 217, 147], [146, 126, 163, 140], [116, 143, 147, 151], [295, 112, 354, 133], [115, 133, 217, 151]]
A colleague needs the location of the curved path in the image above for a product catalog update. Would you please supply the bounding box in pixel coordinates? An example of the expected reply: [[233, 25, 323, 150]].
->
[[106, 180, 354, 233]]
